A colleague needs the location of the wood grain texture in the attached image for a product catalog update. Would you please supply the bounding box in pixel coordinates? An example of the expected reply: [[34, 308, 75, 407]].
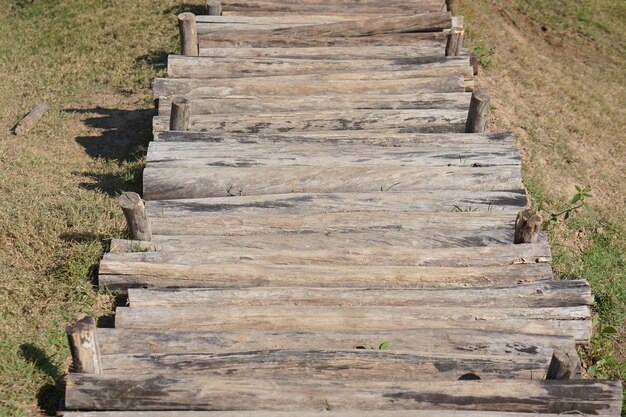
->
[[217, 0, 447, 15], [99, 348, 553, 380], [157, 92, 472, 115], [65, 376, 622, 413], [145, 141, 519, 168], [153, 74, 469, 99], [143, 165, 522, 200], [126, 281, 591, 308], [62, 412, 616, 417], [152, 130, 515, 145], [198, 45, 447, 59], [167, 55, 470, 79], [142, 190, 526, 219]]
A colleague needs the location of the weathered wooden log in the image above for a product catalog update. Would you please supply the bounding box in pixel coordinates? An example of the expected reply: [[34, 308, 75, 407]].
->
[[198, 45, 445, 59], [119, 192, 151, 241], [515, 208, 543, 244], [14, 102, 48, 135], [153, 130, 516, 145], [466, 89, 490, 133], [178, 13, 198, 57], [64, 375, 623, 413], [199, 32, 449, 48], [145, 140, 519, 169], [206, 0, 221, 15], [166, 54, 471, 79], [215, 0, 447, 15], [153, 74, 469, 99], [61, 412, 617, 417], [127, 281, 591, 309], [445, 27, 464, 56], [153, 109, 469, 134], [168, 99, 190, 131], [96, 327, 572, 358], [66, 316, 102, 374], [157, 92, 471, 115], [547, 345, 582, 379], [99, 348, 552, 380], [142, 165, 521, 200]]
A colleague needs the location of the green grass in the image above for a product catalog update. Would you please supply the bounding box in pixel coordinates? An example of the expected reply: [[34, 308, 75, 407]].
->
[[462, 0, 625, 411]]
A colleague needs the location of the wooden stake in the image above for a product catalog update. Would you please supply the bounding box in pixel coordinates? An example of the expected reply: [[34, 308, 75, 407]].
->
[[465, 90, 490, 133], [445, 27, 464, 56], [119, 192, 152, 241], [178, 13, 198, 57], [66, 316, 102, 374], [469, 52, 479, 76], [547, 346, 581, 379], [446, 0, 459, 15], [206, 0, 222, 16], [14, 103, 48, 135], [514, 208, 542, 244], [170, 99, 191, 131]]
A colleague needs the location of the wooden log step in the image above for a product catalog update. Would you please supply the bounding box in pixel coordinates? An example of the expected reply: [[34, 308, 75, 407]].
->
[[199, 32, 451, 48], [144, 209, 519, 235], [153, 75, 469, 99], [153, 109, 469, 134], [126, 281, 590, 308], [110, 235, 549, 266], [96, 328, 572, 358], [157, 92, 471, 115], [114, 305, 591, 342], [142, 165, 521, 200], [198, 45, 447, 59], [98, 349, 553, 380], [142, 190, 527, 219], [145, 141, 519, 168], [98, 257, 554, 291], [152, 130, 514, 145], [61, 412, 619, 417], [217, 0, 447, 16], [167, 55, 471, 79], [64, 376, 622, 413], [197, 13, 451, 41]]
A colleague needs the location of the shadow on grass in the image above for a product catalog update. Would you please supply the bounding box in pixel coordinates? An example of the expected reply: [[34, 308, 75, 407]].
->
[[20, 344, 65, 415], [163, 3, 207, 16], [136, 50, 169, 74]]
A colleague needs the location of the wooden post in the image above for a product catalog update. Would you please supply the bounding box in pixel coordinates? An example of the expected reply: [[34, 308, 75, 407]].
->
[[547, 347, 581, 379], [119, 192, 152, 241], [469, 52, 479, 76], [206, 0, 222, 16], [14, 103, 48, 135], [514, 208, 542, 244], [446, 0, 459, 15], [170, 99, 191, 131], [66, 316, 102, 374], [465, 90, 490, 133], [178, 13, 198, 57], [445, 27, 464, 56]]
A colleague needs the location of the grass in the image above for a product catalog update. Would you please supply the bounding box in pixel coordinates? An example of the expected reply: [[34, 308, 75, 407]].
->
[[0, 0, 189, 414], [461, 0, 625, 404], [0, 0, 623, 415]]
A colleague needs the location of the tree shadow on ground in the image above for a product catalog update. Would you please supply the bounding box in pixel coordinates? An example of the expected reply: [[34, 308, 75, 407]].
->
[[20, 344, 65, 415]]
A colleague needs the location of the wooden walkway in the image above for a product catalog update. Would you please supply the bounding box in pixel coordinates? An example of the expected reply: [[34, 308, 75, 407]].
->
[[62, 0, 623, 415]]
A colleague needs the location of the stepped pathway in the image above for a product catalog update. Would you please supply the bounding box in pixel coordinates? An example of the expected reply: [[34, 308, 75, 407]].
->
[[62, 0, 623, 415]]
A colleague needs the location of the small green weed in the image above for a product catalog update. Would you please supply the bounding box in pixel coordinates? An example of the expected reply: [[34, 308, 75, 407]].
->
[[356, 341, 391, 350]]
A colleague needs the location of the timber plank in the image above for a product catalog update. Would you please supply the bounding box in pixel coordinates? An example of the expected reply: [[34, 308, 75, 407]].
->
[[152, 130, 515, 145], [61, 412, 617, 417], [113, 305, 591, 342], [96, 328, 573, 358], [153, 75, 469, 99], [198, 45, 447, 59], [64, 376, 623, 414], [142, 190, 527, 218], [157, 92, 472, 115], [142, 165, 522, 200], [99, 348, 552, 380], [166, 55, 471, 79], [98, 262, 554, 291], [152, 109, 469, 133], [218, 0, 447, 15], [126, 281, 591, 308], [145, 141, 519, 168]]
